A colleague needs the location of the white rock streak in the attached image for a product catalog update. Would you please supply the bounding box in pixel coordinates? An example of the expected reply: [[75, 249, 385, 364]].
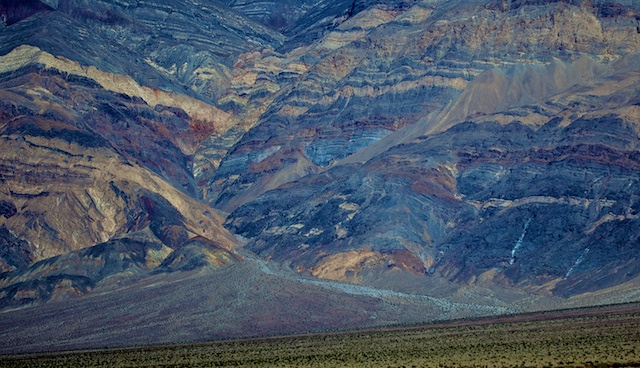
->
[[509, 218, 532, 265], [565, 247, 590, 278]]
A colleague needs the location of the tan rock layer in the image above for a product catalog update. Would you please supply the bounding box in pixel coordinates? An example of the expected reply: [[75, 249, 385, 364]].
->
[[0, 119, 238, 261], [0, 45, 232, 135]]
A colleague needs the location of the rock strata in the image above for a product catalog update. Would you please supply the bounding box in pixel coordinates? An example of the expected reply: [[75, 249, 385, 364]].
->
[[205, 0, 640, 212], [227, 61, 640, 297], [1, 0, 640, 342]]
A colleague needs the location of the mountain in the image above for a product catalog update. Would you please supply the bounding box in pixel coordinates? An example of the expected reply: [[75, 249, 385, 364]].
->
[[1, 0, 640, 354]]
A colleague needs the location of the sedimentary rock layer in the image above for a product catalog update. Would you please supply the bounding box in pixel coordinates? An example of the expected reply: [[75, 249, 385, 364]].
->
[[226, 61, 640, 297], [205, 0, 640, 212]]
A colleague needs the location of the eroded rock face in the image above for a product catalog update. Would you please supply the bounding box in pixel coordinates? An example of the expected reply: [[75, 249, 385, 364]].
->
[[1, 0, 640, 326], [0, 118, 241, 307], [0, 0, 275, 309], [0, 0, 284, 99], [205, 0, 640, 212], [0, 43, 241, 309], [227, 61, 640, 297]]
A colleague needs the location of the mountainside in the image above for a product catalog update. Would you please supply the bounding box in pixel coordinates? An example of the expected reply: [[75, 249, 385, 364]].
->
[[204, 0, 640, 209], [1, 0, 640, 353]]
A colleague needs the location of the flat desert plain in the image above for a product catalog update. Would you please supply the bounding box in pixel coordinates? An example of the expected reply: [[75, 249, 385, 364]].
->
[[1, 303, 639, 368]]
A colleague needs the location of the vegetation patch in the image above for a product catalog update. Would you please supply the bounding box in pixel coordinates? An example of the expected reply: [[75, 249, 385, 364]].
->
[[1, 304, 638, 368]]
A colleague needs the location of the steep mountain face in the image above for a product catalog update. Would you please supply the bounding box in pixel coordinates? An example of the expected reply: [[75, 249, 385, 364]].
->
[[0, 0, 321, 312], [0, 14, 245, 307], [217, 0, 640, 299], [0, 0, 284, 93], [1, 0, 640, 353], [228, 103, 640, 297], [204, 0, 640, 211], [226, 53, 640, 295]]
